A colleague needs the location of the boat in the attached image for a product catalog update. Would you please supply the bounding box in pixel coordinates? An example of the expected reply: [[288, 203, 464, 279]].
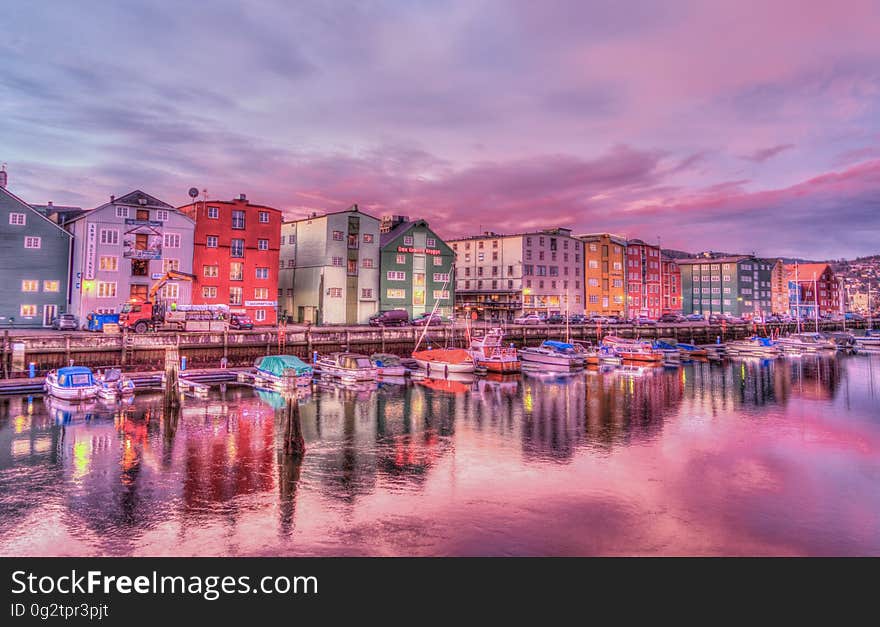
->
[[602, 336, 664, 363], [469, 327, 520, 373], [676, 342, 708, 358], [96, 368, 135, 400], [44, 366, 100, 400], [411, 348, 475, 376], [370, 353, 409, 377], [518, 340, 586, 368], [821, 331, 857, 352], [316, 352, 378, 381], [45, 396, 99, 424], [725, 336, 780, 358], [254, 355, 314, 389], [652, 340, 682, 365], [777, 332, 837, 353], [854, 329, 880, 350]]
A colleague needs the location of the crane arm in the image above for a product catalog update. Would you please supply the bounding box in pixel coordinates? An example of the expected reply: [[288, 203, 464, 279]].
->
[[149, 269, 196, 300]]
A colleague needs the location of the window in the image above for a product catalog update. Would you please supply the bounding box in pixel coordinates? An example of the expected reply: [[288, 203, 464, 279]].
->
[[287, 260, 295, 268], [361, 288, 374, 299], [231, 210, 245, 229], [43, 280, 60, 292], [229, 262, 243, 281], [98, 229, 118, 245], [525, 250, 532, 261], [203, 265, 219, 278], [387, 271, 406, 281], [202, 286, 217, 299], [362, 258, 374, 269], [492, 252, 498, 261], [427, 238, 436, 247], [363, 233, 374, 243], [332, 230, 344, 241], [208, 206, 219, 219], [231, 239, 244, 257], [97, 281, 117, 298], [131, 259, 148, 276], [163, 258, 180, 273], [254, 287, 269, 300], [259, 211, 270, 223], [156, 210, 169, 222], [588, 278, 599, 287], [404, 235, 414, 246], [163, 233, 180, 248], [256, 267, 269, 279], [433, 273, 450, 282], [478, 252, 485, 262], [386, 288, 405, 299], [347, 259, 357, 275], [20, 304, 37, 317], [431, 256, 442, 267], [255, 310, 266, 322], [116, 206, 128, 218], [258, 239, 268, 251], [99, 256, 118, 272], [229, 286, 243, 305], [589, 260, 599, 269], [21, 280, 39, 292], [328, 288, 343, 298], [206, 235, 218, 248], [162, 283, 179, 300], [433, 290, 450, 300], [332, 256, 343, 267], [9, 213, 25, 225], [24, 236, 41, 249]]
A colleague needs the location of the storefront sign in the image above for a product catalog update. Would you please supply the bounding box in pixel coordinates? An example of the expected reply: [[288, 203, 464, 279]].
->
[[397, 246, 441, 255], [244, 301, 278, 307], [123, 228, 163, 260], [125, 218, 163, 227], [84, 223, 97, 280]]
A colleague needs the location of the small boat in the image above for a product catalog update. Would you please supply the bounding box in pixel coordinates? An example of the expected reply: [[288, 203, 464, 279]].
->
[[254, 355, 314, 389], [411, 348, 475, 376], [652, 340, 682, 365], [96, 368, 135, 400], [518, 340, 586, 368], [370, 353, 409, 377], [469, 327, 520, 373], [602, 336, 664, 363], [821, 332, 857, 352], [726, 336, 780, 358], [316, 352, 378, 381], [854, 329, 880, 349], [777, 332, 837, 353], [676, 342, 708, 358], [44, 366, 100, 400]]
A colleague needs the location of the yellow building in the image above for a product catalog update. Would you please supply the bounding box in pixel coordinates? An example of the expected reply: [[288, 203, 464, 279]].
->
[[576, 233, 627, 316]]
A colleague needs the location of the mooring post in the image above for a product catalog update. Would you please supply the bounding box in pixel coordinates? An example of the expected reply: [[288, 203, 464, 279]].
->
[[223, 328, 228, 360], [120, 327, 127, 367], [381, 326, 386, 352], [282, 371, 305, 456], [306, 327, 312, 357], [164, 345, 180, 410], [2, 330, 8, 379]]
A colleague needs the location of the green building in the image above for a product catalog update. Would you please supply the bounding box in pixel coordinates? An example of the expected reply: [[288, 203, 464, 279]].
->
[[379, 217, 455, 319], [0, 175, 73, 328], [677, 255, 774, 318]]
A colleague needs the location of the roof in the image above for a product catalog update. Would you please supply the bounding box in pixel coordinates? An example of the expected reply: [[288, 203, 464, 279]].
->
[[784, 263, 833, 280], [0, 185, 73, 237], [575, 232, 627, 244], [65, 189, 189, 225], [283, 204, 380, 225], [58, 366, 93, 376], [675, 256, 751, 265], [255, 355, 313, 377], [177, 199, 282, 212], [447, 227, 576, 243]]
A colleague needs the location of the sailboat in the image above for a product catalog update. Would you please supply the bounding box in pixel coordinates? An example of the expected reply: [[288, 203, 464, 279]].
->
[[411, 273, 475, 375], [855, 282, 880, 351]]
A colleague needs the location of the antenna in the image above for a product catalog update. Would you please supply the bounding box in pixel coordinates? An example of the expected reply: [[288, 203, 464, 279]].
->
[[188, 187, 199, 200]]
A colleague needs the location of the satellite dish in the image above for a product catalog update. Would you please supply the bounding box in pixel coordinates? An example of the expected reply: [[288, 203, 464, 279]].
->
[[188, 187, 199, 199]]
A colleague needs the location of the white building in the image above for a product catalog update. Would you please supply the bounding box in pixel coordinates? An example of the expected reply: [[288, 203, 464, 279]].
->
[[448, 228, 585, 321], [66, 190, 195, 319], [279, 205, 380, 324]]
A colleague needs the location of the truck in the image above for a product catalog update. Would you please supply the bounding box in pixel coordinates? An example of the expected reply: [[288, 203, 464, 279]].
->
[[118, 270, 229, 333]]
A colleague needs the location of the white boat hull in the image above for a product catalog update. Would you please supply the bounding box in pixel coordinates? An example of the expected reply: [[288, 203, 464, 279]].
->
[[518, 350, 584, 368], [45, 383, 99, 400], [414, 359, 475, 375], [318, 365, 378, 381], [377, 366, 408, 377]]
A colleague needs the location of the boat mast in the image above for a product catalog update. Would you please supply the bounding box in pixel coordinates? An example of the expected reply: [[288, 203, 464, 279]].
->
[[795, 262, 801, 333], [414, 269, 451, 352], [813, 271, 819, 333]]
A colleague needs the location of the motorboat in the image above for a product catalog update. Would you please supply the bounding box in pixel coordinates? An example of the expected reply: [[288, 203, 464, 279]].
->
[[725, 336, 781, 358], [411, 348, 475, 376], [777, 332, 837, 353], [675, 342, 708, 358], [316, 352, 378, 381], [96, 368, 135, 400], [469, 327, 520, 373], [370, 353, 409, 377], [602, 336, 664, 363], [854, 329, 880, 350], [652, 340, 682, 365], [254, 355, 314, 389], [821, 332, 857, 352], [518, 340, 586, 368], [44, 366, 100, 400]]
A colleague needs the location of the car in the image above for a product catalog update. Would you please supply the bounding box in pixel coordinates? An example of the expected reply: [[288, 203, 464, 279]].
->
[[513, 314, 544, 325], [369, 309, 410, 327], [685, 313, 705, 322], [845, 312, 865, 321], [52, 314, 78, 331], [658, 313, 683, 323], [411, 312, 445, 326], [634, 317, 657, 325], [229, 314, 254, 330], [589, 315, 612, 324], [567, 314, 586, 324], [605, 316, 625, 325], [545, 314, 566, 324]]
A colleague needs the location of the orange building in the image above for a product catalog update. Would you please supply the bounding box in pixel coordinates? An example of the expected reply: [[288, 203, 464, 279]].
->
[[577, 233, 627, 316]]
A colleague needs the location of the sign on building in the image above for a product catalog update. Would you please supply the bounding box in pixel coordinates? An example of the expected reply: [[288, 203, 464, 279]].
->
[[84, 223, 97, 280], [123, 226, 163, 260]]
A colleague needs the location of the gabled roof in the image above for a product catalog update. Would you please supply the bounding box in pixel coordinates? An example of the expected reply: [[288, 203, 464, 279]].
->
[[675, 255, 750, 265], [784, 263, 833, 281], [0, 185, 73, 237], [379, 218, 454, 254], [66, 189, 192, 225], [283, 204, 380, 225]]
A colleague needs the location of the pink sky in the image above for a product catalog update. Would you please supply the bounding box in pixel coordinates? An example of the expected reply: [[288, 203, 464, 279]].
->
[[2, 0, 879, 257]]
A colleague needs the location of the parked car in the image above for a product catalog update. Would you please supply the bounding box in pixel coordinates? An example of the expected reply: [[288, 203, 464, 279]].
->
[[513, 314, 544, 325], [369, 309, 410, 327], [634, 317, 657, 325], [52, 314, 78, 331], [568, 314, 586, 324], [589, 315, 612, 324], [229, 314, 254, 330], [411, 312, 446, 326], [545, 314, 566, 324], [605, 316, 625, 324], [658, 313, 684, 323], [685, 313, 705, 322], [844, 312, 865, 321]]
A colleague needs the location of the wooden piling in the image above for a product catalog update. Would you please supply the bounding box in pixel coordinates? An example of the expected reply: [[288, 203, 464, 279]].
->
[[164, 345, 180, 410], [2, 330, 8, 379], [282, 371, 305, 456]]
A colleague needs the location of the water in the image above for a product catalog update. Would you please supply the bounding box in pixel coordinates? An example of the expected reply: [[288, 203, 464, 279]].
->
[[1, 355, 878, 556]]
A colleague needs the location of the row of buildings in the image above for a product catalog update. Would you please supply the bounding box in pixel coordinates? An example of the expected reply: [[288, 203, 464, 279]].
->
[[0, 165, 864, 328]]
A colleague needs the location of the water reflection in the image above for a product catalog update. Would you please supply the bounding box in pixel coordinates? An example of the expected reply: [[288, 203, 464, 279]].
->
[[0, 354, 878, 556]]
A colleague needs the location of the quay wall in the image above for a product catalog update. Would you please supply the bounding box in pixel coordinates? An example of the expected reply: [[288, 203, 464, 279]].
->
[[0, 321, 867, 378]]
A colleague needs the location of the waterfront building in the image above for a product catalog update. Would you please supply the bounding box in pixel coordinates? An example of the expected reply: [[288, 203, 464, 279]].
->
[[784, 263, 841, 319], [378, 216, 455, 319], [278, 205, 380, 324], [660, 255, 682, 314], [677, 255, 774, 318], [625, 239, 663, 318], [767, 259, 789, 314], [66, 190, 195, 320], [448, 228, 584, 321], [0, 169, 72, 328], [178, 195, 282, 325], [576, 233, 627, 317]]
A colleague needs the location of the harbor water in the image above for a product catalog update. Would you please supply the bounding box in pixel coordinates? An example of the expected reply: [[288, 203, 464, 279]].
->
[[1, 354, 878, 556]]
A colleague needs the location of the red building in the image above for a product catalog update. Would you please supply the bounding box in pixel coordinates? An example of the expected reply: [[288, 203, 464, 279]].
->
[[784, 263, 841, 318], [625, 239, 662, 318], [661, 255, 682, 314], [178, 195, 282, 325]]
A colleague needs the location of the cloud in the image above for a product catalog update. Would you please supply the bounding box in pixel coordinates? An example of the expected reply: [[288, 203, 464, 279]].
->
[[740, 144, 795, 163]]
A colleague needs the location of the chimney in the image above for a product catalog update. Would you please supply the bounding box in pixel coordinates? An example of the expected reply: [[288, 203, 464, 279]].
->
[[0, 163, 7, 189], [111, 195, 116, 202], [239, 193, 247, 202]]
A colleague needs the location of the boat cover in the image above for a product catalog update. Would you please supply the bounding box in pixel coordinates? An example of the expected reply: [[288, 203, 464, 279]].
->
[[541, 341, 575, 351], [57, 366, 95, 387], [255, 355, 313, 377]]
